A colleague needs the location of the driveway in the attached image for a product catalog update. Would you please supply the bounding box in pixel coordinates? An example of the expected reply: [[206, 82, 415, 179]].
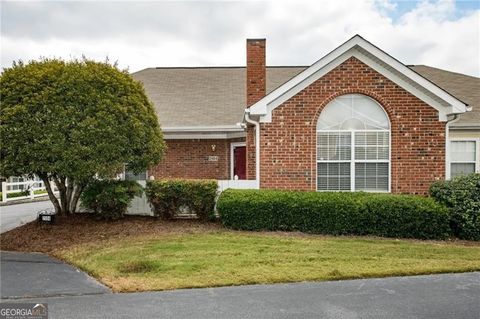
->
[[0, 251, 110, 299], [0, 201, 53, 233], [2, 267, 479, 319]]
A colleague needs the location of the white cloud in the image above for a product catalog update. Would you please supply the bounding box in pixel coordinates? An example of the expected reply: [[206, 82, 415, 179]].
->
[[1, 0, 479, 76]]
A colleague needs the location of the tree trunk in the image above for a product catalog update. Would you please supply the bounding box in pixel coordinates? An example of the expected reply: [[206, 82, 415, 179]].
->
[[66, 177, 75, 214], [70, 183, 84, 214], [41, 174, 88, 216], [54, 176, 68, 215], [39, 174, 62, 215]]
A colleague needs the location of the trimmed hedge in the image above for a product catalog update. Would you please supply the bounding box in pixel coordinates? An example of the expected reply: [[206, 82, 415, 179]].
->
[[217, 190, 450, 239], [146, 179, 218, 220], [430, 173, 480, 241], [80, 180, 143, 220]]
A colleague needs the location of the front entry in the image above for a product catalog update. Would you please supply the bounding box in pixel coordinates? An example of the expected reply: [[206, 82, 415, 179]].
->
[[233, 145, 246, 179]]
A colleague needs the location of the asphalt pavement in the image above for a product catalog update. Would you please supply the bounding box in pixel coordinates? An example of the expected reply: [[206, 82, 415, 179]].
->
[[0, 251, 110, 299], [0, 201, 53, 233], [2, 267, 478, 319]]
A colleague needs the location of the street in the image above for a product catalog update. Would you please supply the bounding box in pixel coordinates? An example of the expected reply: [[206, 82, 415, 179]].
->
[[0, 201, 53, 233], [1, 268, 479, 319]]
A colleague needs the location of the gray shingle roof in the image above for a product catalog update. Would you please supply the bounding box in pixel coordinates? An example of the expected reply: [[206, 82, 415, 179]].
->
[[131, 67, 305, 129], [409, 65, 480, 128], [131, 65, 479, 129]]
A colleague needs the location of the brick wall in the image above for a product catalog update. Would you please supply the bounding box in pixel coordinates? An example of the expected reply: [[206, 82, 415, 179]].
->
[[149, 138, 244, 180], [255, 57, 445, 194]]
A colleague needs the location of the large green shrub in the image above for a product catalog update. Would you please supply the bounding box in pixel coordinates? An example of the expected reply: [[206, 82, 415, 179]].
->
[[1, 58, 165, 216], [430, 173, 480, 241], [80, 180, 143, 220], [217, 190, 450, 240], [146, 179, 218, 221]]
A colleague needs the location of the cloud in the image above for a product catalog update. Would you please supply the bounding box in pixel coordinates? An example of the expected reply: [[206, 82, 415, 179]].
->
[[1, 0, 479, 76]]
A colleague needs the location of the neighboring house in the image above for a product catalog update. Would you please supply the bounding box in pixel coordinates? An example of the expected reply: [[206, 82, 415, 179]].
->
[[132, 35, 479, 195]]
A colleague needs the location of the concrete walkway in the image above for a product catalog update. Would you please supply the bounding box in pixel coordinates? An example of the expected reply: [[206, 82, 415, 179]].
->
[[2, 268, 479, 319], [0, 201, 53, 233], [0, 251, 110, 299]]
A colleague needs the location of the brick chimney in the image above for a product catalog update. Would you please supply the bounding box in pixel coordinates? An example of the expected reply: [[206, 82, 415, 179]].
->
[[246, 38, 266, 107]]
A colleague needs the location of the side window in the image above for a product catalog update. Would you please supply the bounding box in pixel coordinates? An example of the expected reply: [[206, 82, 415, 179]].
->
[[450, 141, 477, 178]]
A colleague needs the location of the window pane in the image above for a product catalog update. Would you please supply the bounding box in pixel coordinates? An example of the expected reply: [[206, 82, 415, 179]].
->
[[317, 94, 390, 130], [317, 132, 351, 160], [355, 163, 389, 191], [451, 141, 475, 162], [317, 162, 351, 191], [355, 132, 389, 160], [451, 163, 475, 178]]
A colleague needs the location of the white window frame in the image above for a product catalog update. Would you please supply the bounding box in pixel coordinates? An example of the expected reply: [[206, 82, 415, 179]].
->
[[448, 138, 480, 179], [316, 94, 391, 193], [316, 129, 391, 192], [230, 142, 246, 180]]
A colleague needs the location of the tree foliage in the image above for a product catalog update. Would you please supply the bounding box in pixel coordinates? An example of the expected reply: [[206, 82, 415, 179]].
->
[[0, 58, 165, 215]]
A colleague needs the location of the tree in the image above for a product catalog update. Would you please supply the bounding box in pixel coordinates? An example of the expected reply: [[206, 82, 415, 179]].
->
[[0, 58, 165, 215]]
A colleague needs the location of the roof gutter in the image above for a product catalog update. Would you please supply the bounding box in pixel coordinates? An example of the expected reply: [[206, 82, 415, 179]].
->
[[162, 125, 244, 133], [244, 109, 260, 189]]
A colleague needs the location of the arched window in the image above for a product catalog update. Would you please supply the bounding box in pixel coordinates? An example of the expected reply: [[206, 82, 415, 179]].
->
[[317, 94, 390, 192]]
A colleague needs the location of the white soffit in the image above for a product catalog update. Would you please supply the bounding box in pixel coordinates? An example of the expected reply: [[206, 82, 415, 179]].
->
[[248, 35, 468, 123]]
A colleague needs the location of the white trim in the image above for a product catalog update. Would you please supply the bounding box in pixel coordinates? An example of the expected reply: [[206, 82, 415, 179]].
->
[[248, 35, 468, 122], [163, 132, 246, 140], [162, 125, 244, 132], [230, 142, 246, 179], [445, 116, 460, 179], [447, 138, 480, 179]]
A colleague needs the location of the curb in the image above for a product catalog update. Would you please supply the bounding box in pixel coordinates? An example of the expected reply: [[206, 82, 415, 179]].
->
[[0, 196, 55, 207]]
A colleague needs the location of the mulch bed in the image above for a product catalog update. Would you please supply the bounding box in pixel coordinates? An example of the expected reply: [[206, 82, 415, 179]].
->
[[0, 214, 222, 253]]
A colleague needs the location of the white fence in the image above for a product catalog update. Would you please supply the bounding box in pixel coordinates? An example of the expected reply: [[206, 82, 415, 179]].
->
[[1, 178, 58, 203], [218, 179, 259, 192], [1, 177, 259, 216]]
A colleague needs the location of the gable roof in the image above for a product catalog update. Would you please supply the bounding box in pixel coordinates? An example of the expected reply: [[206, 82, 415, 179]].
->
[[132, 64, 478, 133], [248, 35, 469, 122]]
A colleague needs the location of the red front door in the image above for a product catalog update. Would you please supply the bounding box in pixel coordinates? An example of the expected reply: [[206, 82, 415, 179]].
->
[[233, 146, 246, 179]]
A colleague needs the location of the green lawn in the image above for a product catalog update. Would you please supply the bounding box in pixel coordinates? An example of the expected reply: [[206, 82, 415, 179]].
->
[[59, 232, 480, 292]]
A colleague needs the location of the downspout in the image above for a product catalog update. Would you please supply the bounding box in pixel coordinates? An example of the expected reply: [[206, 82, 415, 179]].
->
[[245, 108, 260, 189], [445, 114, 459, 180]]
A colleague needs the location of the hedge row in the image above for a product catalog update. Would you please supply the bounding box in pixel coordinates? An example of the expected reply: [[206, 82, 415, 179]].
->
[[217, 190, 450, 239], [145, 179, 217, 220], [430, 173, 480, 241]]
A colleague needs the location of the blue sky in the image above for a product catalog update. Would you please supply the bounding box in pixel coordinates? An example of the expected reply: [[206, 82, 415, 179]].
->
[[1, 0, 479, 76], [380, 0, 479, 20]]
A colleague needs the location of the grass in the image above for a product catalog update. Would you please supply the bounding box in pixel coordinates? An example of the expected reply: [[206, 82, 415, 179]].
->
[[58, 231, 480, 292], [0, 189, 47, 199]]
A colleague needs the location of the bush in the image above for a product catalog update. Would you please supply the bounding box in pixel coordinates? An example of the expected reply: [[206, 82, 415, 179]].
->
[[430, 173, 480, 241], [6, 190, 29, 199], [217, 190, 450, 240], [80, 180, 143, 220], [146, 179, 218, 221]]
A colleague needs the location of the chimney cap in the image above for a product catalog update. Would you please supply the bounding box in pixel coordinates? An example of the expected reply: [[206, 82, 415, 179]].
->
[[246, 38, 266, 42]]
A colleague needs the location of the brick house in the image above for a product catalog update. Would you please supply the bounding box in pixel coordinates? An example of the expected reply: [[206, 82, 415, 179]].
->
[[132, 35, 479, 195]]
